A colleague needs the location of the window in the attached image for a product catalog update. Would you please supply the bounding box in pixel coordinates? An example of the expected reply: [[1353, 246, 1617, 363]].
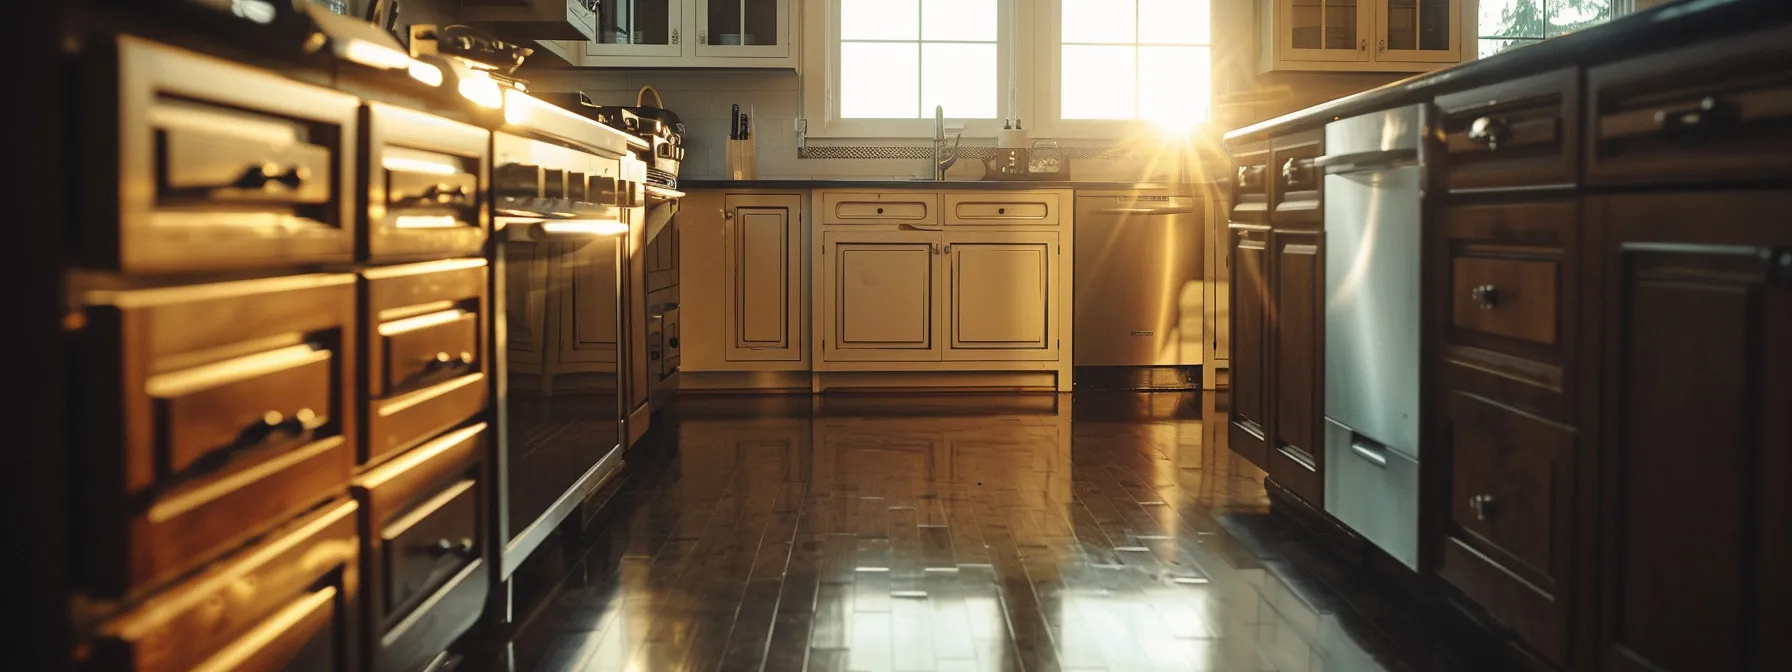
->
[[1478, 0, 1614, 58], [1056, 0, 1212, 127], [838, 0, 1000, 119]]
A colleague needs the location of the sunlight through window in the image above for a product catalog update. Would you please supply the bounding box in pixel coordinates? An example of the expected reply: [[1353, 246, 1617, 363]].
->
[[1061, 0, 1212, 127], [840, 0, 999, 119]]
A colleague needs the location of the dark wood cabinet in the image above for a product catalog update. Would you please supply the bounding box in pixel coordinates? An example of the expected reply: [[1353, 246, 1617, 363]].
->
[[1591, 191, 1792, 672], [1228, 224, 1272, 469], [1270, 228, 1324, 503]]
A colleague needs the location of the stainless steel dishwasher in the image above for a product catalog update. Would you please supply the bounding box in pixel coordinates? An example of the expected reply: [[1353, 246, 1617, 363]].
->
[[1073, 188, 1205, 390], [1320, 104, 1425, 569]]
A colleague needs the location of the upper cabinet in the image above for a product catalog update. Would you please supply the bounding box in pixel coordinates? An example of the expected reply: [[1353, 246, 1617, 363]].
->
[[1261, 0, 1466, 72], [537, 0, 797, 69]]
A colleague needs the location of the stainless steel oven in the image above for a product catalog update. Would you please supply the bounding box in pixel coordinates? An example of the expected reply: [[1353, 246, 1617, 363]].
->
[[488, 91, 646, 585]]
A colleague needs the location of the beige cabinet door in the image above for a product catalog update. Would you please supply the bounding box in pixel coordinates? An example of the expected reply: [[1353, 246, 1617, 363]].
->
[[725, 194, 804, 362], [821, 231, 942, 362], [942, 232, 1059, 361]]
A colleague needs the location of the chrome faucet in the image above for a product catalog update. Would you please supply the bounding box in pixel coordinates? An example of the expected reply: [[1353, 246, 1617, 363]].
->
[[933, 105, 960, 181]]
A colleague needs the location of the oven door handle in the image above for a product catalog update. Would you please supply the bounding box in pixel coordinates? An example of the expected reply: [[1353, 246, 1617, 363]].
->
[[499, 219, 629, 241], [1315, 148, 1419, 174]]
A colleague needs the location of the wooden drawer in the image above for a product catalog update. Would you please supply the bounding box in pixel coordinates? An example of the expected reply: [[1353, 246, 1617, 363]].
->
[[1438, 201, 1576, 418], [76, 274, 358, 597], [820, 191, 939, 224], [92, 500, 359, 672], [1438, 390, 1572, 666], [943, 192, 1061, 225], [1437, 68, 1579, 190], [1270, 131, 1321, 227], [352, 424, 488, 672], [367, 103, 490, 261], [1588, 25, 1792, 185], [88, 36, 358, 273], [364, 259, 490, 466], [1229, 141, 1271, 223]]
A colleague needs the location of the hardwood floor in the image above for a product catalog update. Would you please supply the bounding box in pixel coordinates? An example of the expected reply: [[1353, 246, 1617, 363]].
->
[[478, 392, 1490, 672]]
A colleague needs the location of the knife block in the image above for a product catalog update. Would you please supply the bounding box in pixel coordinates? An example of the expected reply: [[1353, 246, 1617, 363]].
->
[[725, 138, 756, 180]]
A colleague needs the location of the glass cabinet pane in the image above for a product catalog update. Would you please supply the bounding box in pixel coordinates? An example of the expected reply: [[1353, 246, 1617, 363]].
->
[[596, 0, 674, 45], [706, 0, 781, 46], [1291, 0, 1359, 51], [1387, 0, 1452, 52]]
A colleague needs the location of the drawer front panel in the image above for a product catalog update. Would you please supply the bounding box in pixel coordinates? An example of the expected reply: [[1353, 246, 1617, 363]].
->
[[1439, 391, 1573, 665], [1588, 25, 1792, 185], [365, 260, 489, 464], [381, 310, 479, 396], [944, 192, 1061, 225], [821, 192, 939, 224], [382, 479, 479, 623], [1450, 256, 1559, 346], [79, 274, 358, 596], [1229, 141, 1271, 223], [367, 103, 490, 260], [354, 424, 486, 631], [1436, 68, 1579, 190], [104, 36, 359, 272], [95, 501, 358, 672]]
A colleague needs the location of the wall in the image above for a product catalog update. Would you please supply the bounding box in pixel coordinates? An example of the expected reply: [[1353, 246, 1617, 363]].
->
[[516, 0, 1406, 182]]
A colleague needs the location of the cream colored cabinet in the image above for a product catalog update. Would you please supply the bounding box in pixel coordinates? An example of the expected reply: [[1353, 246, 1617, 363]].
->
[[820, 230, 943, 362], [1261, 0, 1466, 73], [679, 191, 808, 372], [942, 232, 1060, 361], [724, 194, 805, 362]]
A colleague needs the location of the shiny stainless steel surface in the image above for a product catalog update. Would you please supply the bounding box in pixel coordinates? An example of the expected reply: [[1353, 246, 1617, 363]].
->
[[1320, 104, 1424, 570], [932, 105, 959, 181], [1324, 419, 1420, 568], [1073, 190, 1204, 368]]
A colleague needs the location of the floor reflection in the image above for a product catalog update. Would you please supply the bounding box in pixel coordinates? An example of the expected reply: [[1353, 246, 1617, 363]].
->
[[492, 392, 1442, 672]]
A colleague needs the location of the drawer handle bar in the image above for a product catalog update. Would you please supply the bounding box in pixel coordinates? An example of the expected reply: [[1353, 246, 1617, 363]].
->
[[394, 183, 473, 208], [230, 162, 310, 192], [1469, 494, 1496, 521], [165, 408, 325, 495], [1349, 439, 1389, 468], [897, 223, 944, 232], [1655, 96, 1732, 138], [1470, 284, 1500, 309], [1236, 165, 1265, 189], [426, 537, 476, 558], [422, 351, 475, 373]]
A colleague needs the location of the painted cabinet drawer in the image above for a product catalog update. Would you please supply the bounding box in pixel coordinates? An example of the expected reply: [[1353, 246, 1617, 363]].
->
[[821, 191, 939, 224]]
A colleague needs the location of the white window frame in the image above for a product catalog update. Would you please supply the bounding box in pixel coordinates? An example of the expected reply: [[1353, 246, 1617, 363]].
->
[[801, 0, 1024, 139], [1030, 0, 1219, 140], [1467, 0, 1632, 60]]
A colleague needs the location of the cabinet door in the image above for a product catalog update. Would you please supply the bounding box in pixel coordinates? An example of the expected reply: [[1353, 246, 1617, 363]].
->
[[942, 232, 1059, 362], [821, 231, 942, 362], [1594, 193, 1792, 672], [1276, 0, 1372, 63], [1229, 224, 1272, 469], [1375, 0, 1458, 64], [725, 195, 804, 362], [696, 0, 791, 59], [1270, 229, 1324, 503], [584, 0, 685, 59]]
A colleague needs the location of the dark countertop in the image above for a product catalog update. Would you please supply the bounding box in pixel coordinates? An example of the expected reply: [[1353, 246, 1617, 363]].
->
[[1221, 0, 1792, 148], [678, 179, 1184, 191]]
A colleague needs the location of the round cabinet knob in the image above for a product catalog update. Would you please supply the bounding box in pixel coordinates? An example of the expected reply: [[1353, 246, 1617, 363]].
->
[[459, 352, 474, 365], [1468, 494, 1496, 521], [997, 207, 1007, 215], [1468, 116, 1509, 151], [1470, 284, 1500, 309], [876, 207, 885, 214]]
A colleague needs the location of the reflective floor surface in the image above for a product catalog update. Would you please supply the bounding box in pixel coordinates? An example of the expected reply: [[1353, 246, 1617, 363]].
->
[[481, 392, 1492, 672]]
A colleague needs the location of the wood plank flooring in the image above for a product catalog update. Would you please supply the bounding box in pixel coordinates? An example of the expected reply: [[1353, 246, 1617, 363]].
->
[[483, 393, 1470, 672]]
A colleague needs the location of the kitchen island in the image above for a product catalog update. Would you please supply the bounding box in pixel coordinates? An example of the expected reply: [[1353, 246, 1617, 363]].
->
[[1220, 1, 1792, 670]]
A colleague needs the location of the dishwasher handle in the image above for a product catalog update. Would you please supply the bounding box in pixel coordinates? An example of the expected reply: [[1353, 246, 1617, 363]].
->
[[1315, 148, 1419, 174], [1349, 436, 1391, 468], [1090, 206, 1198, 215]]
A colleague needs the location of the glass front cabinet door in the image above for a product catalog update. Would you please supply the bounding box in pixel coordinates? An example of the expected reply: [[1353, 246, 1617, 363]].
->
[[543, 0, 795, 68], [1263, 0, 1463, 72], [696, 0, 792, 60]]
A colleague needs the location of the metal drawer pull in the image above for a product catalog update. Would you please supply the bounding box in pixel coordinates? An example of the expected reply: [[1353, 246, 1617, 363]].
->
[[1236, 165, 1265, 189], [1470, 284, 1500, 309], [424, 351, 475, 371], [1655, 96, 1731, 136], [1469, 494, 1496, 521], [1349, 439, 1389, 468], [1282, 157, 1314, 189], [1468, 116, 1509, 150], [217, 162, 310, 193], [426, 537, 476, 558]]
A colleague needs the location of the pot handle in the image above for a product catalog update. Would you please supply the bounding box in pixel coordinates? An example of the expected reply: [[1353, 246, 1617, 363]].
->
[[637, 85, 664, 109]]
